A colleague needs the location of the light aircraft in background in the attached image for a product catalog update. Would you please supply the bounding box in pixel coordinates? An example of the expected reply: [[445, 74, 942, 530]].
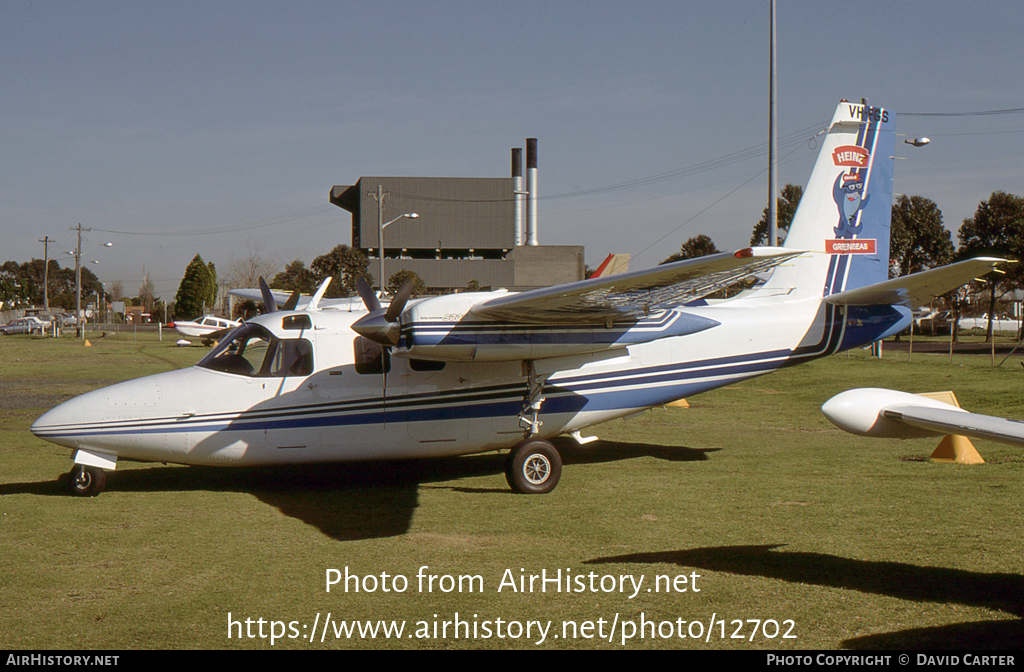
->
[[31, 99, 1008, 497], [169, 314, 241, 340], [589, 253, 631, 278]]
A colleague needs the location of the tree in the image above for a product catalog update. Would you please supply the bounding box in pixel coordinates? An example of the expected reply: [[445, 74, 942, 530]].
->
[[108, 280, 125, 302], [226, 245, 278, 290], [751, 184, 802, 246], [272, 260, 317, 294], [890, 195, 954, 278], [0, 263, 28, 308], [310, 245, 371, 298], [660, 234, 720, 265], [957, 191, 1024, 342], [232, 299, 260, 320], [386, 269, 427, 296], [206, 260, 217, 304], [174, 254, 217, 319], [138, 272, 156, 314]]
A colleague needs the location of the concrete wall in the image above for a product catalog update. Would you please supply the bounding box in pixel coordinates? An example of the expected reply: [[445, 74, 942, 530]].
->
[[511, 245, 585, 288], [0, 309, 26, 325]]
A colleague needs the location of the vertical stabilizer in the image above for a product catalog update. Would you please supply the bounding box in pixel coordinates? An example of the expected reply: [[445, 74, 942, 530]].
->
[[762, 100, 895, 298]]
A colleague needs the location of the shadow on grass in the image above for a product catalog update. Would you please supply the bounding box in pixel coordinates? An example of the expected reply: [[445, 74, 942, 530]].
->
[[0, 437, 712, 542], [585, 544, 1024, 649]]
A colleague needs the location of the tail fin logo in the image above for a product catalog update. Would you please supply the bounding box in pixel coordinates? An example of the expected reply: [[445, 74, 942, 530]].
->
[[832, 169, 870, 238], [832, 145, 870, 168]]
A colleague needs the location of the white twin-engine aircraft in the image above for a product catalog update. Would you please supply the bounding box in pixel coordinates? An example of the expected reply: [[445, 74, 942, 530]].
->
[[32, 100, 1006, 497]]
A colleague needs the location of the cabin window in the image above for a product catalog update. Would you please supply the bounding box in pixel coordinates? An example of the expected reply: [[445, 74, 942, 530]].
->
[[354, 336, 390, 375], [409, 358, 446, 372], [282, 314, 311, 330]]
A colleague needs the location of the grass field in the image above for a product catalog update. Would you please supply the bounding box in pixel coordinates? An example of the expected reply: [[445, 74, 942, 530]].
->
[[1, 330, 1022, 649]]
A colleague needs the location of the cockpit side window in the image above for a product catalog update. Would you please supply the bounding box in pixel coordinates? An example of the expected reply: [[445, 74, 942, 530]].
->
[[198, 324, 313, 378], [269, 338, 314, 377]]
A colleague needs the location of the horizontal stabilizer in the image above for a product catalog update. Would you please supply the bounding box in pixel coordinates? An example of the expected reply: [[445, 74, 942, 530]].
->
[[824, 257, 1008, 307]]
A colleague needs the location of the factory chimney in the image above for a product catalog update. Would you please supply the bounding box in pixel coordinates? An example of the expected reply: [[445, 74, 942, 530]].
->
[[525, 138, 538, 246], [512, 147, 523, 246]]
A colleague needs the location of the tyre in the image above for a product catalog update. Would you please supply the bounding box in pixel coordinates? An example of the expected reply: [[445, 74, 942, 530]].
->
[[69, 465, 106, 497], [505, 439, 561, 494]]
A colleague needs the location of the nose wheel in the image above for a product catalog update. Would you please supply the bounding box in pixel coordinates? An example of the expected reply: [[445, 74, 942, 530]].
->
[[505, 438, 562, 494], [68, 465, 107, 497]]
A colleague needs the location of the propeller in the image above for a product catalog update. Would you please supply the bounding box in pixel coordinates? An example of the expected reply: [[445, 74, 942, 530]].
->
[[281, 290, 301, 311], [352, 276, 416, 346], [356, 276, 381, 313], [258, 277, 277, 312], [258, 277, 301, 313], [352, 276, 418, 419]]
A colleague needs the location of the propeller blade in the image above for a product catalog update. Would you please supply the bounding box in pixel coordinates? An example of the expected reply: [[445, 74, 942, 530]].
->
[[356, 276, 381, 313], [282, 290, 301, 311], [385, 276, 416, 322], [258, 277, 278, 313]]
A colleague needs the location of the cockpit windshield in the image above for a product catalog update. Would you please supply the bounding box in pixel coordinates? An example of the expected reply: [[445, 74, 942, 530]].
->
[[197, 324, 313, 378]]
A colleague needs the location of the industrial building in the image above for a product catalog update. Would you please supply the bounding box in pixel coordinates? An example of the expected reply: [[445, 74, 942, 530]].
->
[[329, 139, 584, 292]]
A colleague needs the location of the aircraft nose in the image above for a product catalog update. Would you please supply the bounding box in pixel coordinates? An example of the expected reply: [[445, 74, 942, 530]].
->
[[31, 396, 86, 447]]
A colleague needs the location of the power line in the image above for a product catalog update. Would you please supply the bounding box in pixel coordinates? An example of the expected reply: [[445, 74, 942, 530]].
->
[[92, 205, 336, 238], [898, 106, 1024, 117], [630, 138, 813, 262], [391, 120, 829, 206]]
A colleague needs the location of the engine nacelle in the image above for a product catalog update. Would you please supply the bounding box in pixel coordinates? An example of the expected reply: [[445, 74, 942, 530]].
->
[[393, 291, 719, 362]]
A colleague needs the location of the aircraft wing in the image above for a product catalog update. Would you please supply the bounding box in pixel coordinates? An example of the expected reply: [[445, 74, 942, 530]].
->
[[470, 247, 802, 323], [822, 387, 1024, 446], [823, 257, 1008, 307], [228, 285, 364, 312], [883, 405, 1024, 446], [229, 287, 296, 305]]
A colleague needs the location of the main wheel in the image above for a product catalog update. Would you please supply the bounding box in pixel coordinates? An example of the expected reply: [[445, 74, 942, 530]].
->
[[68, 465, 106, 497], [505, 439, 562, 494]]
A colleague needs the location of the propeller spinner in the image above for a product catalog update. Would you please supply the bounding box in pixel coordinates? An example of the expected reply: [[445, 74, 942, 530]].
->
[[352, 276, 416, 346]]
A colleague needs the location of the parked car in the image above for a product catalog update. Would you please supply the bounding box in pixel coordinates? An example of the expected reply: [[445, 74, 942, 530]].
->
[[0, 316, 49, 335], [915, 310, 952, 335]]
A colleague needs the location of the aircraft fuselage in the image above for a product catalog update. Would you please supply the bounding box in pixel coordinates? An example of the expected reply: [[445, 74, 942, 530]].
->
[[30, 292, 907, 469]]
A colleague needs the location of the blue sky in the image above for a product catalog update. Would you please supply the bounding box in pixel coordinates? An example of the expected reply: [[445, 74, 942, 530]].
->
[[3, 1, 1022, 299]]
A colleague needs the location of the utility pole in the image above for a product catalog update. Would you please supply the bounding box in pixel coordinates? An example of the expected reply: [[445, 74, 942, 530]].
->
[[368, 184, 387, 296], [768, 0, 778, 247], [38, 236, 52, 313], [70, 223, 91, 339]]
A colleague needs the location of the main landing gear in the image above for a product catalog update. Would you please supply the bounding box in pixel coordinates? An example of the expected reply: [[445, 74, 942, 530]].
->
[[67, 464, 106, 497], [505, 438, 562, 494], [505, 360, 562, 494]]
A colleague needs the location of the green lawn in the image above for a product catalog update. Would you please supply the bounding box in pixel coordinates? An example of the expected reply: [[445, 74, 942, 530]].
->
[[1, 331, 1021, 649]]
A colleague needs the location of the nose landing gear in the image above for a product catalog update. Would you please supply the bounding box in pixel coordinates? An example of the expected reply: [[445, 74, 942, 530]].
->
[[67, 464, 107, 497]]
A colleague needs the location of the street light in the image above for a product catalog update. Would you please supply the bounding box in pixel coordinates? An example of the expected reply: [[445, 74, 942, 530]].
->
[[67, 223, 112, 338], [378, 212, 418, 297]]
